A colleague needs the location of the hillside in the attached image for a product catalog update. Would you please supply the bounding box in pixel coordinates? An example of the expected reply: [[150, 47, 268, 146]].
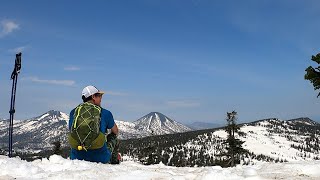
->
[[119, 117, 320, 166], [0, 110, 69, 152]]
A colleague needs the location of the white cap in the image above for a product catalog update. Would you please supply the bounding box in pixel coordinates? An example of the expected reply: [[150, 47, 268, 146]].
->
[[82, 85, 105, 98]]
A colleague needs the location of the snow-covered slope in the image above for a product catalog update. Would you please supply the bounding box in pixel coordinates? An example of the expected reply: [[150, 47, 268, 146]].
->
[[183, 118, 320, 162], [115, 120, 143, 139], [120, 117, 320, 167], [0, 110, 69, 152]]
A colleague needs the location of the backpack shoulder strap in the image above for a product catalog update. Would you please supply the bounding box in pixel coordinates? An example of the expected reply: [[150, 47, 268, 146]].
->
[[73, 103, 83, 129]]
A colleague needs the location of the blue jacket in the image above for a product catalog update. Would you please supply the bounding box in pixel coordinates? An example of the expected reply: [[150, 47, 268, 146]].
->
[[68, 106, 115, 163]]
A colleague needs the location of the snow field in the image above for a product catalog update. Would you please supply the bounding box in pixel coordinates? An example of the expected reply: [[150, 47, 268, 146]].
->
[[1, 155, 320, 180]]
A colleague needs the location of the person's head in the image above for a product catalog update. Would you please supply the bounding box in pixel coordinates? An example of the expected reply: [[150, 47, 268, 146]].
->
[[81, 85, 105, 106]]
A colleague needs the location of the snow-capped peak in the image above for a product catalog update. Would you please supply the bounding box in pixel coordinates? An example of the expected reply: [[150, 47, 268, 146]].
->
[[32, 110, 69, 122], [133, 112, 191, 135]]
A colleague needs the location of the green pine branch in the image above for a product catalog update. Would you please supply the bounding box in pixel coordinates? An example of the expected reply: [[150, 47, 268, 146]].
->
[[305, 53, 320, 97]]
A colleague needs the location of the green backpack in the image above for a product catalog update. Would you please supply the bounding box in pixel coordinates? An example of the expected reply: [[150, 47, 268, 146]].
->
[[68, 102, 106, 151]]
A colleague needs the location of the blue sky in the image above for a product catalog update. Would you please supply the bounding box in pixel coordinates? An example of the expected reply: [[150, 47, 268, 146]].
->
[[1, 0, 320, 124]]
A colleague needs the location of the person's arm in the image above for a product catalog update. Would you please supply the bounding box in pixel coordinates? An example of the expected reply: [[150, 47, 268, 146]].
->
[[68, 109, 75, 130], [111, 123, 119, 135], [102, 109, 118, 135]]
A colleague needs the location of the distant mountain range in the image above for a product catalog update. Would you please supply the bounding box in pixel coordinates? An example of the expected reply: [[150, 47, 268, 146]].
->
[[0, 110, 191, 152], [2, 109, 320, 166], [186, 121, 224, 130], [0, 110, 69, 152]]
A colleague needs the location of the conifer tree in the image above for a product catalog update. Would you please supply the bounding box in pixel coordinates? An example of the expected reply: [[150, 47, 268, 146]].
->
[[52, 141, 62, 155], [224, 111, 246, 167], [305, 53, 320, 97]]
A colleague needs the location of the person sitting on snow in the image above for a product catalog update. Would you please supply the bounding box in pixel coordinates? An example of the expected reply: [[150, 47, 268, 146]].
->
[[68, 85, 120, 164]]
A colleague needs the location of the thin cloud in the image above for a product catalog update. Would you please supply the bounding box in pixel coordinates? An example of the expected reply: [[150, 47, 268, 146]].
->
[[0, 20, 19, 38], [104, 91, 128, 96], [167, 100, 201, 108], [64, 66, 80, 71], [23, 76, 75, 86], [9, 46, 27, 53]]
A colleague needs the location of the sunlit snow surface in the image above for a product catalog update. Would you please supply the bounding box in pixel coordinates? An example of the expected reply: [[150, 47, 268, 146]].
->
[[212, 121, 320, 161], [0, 155, 320, 180]]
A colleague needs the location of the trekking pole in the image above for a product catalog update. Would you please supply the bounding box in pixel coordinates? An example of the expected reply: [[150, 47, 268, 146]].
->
[[8, 52, 22, 158]]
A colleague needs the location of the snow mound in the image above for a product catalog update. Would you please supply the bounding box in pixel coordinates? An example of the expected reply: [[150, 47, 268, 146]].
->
[[1, 155, 320, 179]]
